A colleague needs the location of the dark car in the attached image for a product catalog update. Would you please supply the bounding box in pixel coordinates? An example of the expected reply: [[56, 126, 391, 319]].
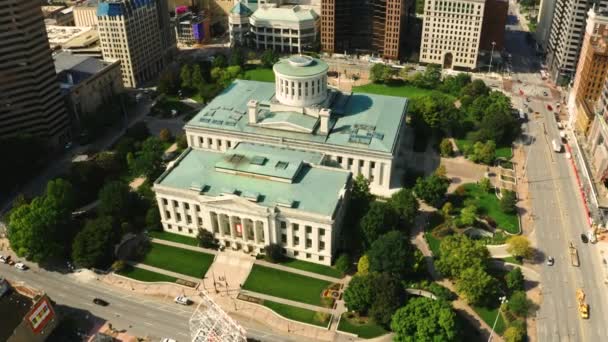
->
[[547, 104, 553, 111], [93, 298, 109, 306], [547, 256, 555, 266], [581, 234, 589, 244]]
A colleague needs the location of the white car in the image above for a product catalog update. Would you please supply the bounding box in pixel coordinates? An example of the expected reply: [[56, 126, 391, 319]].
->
[[14, 262, 28, 270], [174, 296, 190, 305], [0, 255, 7, 263]]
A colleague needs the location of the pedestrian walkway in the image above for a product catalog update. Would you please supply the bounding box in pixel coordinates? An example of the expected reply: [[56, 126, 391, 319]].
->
[[240, 289, 334, 314], [203, 251, 253, 294], [126, 261, 202, 284], [150, 238, 218, 255], [254, 259, 344, 283], [487, 244, 511, 258]]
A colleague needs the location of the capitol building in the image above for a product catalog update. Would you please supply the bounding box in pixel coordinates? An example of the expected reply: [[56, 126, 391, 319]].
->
[[153, 56, 409, 265]]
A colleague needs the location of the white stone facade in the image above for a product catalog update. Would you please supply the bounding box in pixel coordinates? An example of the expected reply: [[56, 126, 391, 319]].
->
[[420, 0, 485, 69], [154, 185, 345, 266]]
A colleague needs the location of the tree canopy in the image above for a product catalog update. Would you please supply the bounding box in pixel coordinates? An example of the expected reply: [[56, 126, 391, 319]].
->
[[98, 181, 135, 224], [368, 231, 418, 279], [370, 63, 394, 83], [435, 234, 490, 278], [391, 297, 461, 342], [71, 216, 116, 268], [260, 49, 278, 68], [506, 236, 533, 260], [410, 93, 461, 134], [369, 273, 406, 327], [413, 174, 450, 208], [388, 188, 420, 230], [130, 137, 165, 179], [455, 265, 499, 305], [501, 189, 518, 214], [505, 267, 525, 293], [360, 201, 399, 247], [343, 274, 375, 314]]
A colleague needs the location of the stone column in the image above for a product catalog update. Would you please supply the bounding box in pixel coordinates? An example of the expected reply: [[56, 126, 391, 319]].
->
[[253, 220, 259, 244], [229, 215, 236, 239]]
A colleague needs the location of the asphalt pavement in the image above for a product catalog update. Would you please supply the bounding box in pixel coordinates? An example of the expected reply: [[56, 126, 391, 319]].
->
[[505, 2, 608, 340]]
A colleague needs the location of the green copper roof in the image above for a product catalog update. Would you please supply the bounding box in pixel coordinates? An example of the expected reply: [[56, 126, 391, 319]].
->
[[257, 111, 318, 132], [186, 80, 408, 154], [156, 144, 348, 216], [230, 2, 253, 15], [273, 56, 329, 78]]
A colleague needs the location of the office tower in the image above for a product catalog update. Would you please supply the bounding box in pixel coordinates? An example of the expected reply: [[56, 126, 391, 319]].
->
[[97, 0, 172, 88], [74, 0, 99, 27], [419, 0, 485, 69], [536, 0, 557, 49], [545, 0, 608, 84], [569, 9, 608, 133], [321, 0, 412, 60], [0, 0, 70, 144]]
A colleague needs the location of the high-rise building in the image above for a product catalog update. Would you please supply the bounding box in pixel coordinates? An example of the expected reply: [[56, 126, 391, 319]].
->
[[545, 0, 608, 84], [0, 0, 70, 144], [419, 0, 485, 69], [97, 0, 175, 88], [569, 9, 608, 133], [74, 0, 99, 27], [321, 0, 412, 60], [536, 0, 557, 50]]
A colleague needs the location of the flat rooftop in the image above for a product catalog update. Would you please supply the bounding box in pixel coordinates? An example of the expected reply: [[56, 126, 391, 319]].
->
[[156, 143, 349, 216], [186, 80, 408, 154], [251, 5, 318, 23], [0, 290, 32, 341], [54, 51, 113, 92], [46, 25, 93, 48]]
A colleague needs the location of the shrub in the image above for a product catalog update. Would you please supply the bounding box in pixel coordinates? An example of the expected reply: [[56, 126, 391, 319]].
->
[[111, 260, 126, 272], [440, 138, 454, 157], [335, 253, 350, 275], [264, 244, 283, 263], [197, 229, 219, 249], [505, 267, 524, 293], [479, 177, 492, 193], [500, 189, 518, 214], [507, 291, 531, 317]]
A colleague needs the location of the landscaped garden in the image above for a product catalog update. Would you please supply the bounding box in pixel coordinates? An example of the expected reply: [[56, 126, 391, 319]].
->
[[473, 304, 507, 335], [278, 257, 343, 279], [241, 66, 275, 83], [454, 183, 519, 234], [352, 82, 441, 99], [148, 230, 199, 247], [141, 242, 214, 278], [117, 265, 178, 283], [243, 265, 333, 307], [263, 300, 330, 327], [337, 312, 388, 339]]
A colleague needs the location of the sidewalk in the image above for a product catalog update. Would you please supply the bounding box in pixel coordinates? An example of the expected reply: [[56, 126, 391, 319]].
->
[[150, 238, 218, 255], [240, 289, 334, 314], [126, 261, 202, 284], [254, 259, 344, 284]]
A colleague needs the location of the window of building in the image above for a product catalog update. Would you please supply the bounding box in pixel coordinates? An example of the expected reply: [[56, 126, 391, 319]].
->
[[306, 225, 312, 234], [198, 217, 203, 226], [306, 239, 312, 248], [320, 241, 325, 250], [306, 253, 311, 259], [293, 224, 299, 232], [162, 198, 168, 205], [196, 205, 200, 212], [319, 228, 325, 236], [188, 229, 193, 234], [178, 226, 182, 232], [165, 211, 171, 219], [280, 221, 287, 229], [294, 236, 300, 245], [187, 215, 192, 224], [167, 224, 172, 230], [281, 234, 287, 243], [294, 251, 299, 256], [173, 200, 178, 207], [319, 256, 325, 261], [184, 203, 190, 210], [176, 213, 182, 221]]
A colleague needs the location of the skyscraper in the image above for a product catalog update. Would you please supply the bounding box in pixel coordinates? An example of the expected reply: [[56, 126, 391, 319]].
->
[[97, 0, 175, 88], [321, 0, 412, 60], [0, 0, 70, 144]]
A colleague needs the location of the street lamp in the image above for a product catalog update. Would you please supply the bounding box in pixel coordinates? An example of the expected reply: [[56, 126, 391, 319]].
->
[[488, 296, 508, 342], [488, 41, 497, 74]]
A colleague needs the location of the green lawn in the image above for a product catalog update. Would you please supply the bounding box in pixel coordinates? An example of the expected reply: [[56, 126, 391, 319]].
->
[[425, 231, 441, 256], [241, 67, 275, 82], [156, 96, 194, 115], [473, 305, 507, 335], [455, 139, 513, 161], [117, 265, 178, 283], [352, 82, 439, 99], [148, 230, 199, 247], [263, 300, 330, 327], [243, 265, 332, 306], [501, 256, 523, 265], [337, 313, 388, 339], [141, 243, 214, 278], [462, 183, 520, 234], [278, 258, 343, 278]]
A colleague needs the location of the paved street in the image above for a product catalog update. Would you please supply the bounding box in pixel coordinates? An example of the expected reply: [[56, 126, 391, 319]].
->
[[505, 2, 608, 340], [0, 262, 313, 342]]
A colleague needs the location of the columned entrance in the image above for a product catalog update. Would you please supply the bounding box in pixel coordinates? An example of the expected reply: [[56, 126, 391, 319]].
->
[[443, 52, 453, 69]]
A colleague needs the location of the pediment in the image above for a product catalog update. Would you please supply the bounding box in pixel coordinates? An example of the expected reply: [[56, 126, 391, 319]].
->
[[202, 195, 269, 216], [256, 121, 314, 133]]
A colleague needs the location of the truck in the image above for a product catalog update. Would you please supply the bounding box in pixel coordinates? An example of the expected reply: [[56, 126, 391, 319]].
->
[[570, 242, 580, 267], [576, 289, 589, 319], [553, 139, 563, 153]]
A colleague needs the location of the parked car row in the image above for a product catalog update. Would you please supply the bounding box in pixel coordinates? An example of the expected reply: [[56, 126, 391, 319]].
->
[[0, 255, 28, 270]]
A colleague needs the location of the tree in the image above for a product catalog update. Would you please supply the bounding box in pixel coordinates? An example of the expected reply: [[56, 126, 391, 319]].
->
[[479, 177, 492, 193], [413, 174, 450, 208], [95, 151, 122, 177], [440, 73, 471, 96], [505, 267, 525, 293], [177, 134, 188, 150], [370, 63, 393, 83], [500, 189, 518, 214], [506, 236, 533, 259], [440, 138, 454, 157], [8, 179, 77, 261], [369, 273, 406, 327], [260, 49, 278, 68], [455, 265, 499, 305], [145, 206, 162, 231], [388, 188, 419, 231], [503, 320, 526, 342], [157, 69, 179, 95], [191, 64, 204, 89], [469, 140, 496, 164], [212, 54, 227, 68], [125, 122, 150, 141], [130, 137, 165, 179], [264, 244, 283, 263], [197, 229, 219, 249], [230, 48, 245, 66], [460, 79, 490, 98], [343, 274, 375, 314], [360, 202, 399, 247], [434, 164, 447, 178], [357, 254, 370, 275], [441, 202, 454, 219], [391, 297, 460, 342], [409, 93, 462, 135], [98, 181, 134, 223], [71, 216, 116, 268], [435, 234, 490, 278], [368, 231, 418, 279], [457, 204, 477, 227], [507, 291, 531, 317], [335, 253, 350, 274], [159, 128, 172, 142], [180, 64, 192, 89]]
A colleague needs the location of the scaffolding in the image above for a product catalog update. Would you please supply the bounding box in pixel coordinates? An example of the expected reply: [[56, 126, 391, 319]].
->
[[189, 292, 247, 342]]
